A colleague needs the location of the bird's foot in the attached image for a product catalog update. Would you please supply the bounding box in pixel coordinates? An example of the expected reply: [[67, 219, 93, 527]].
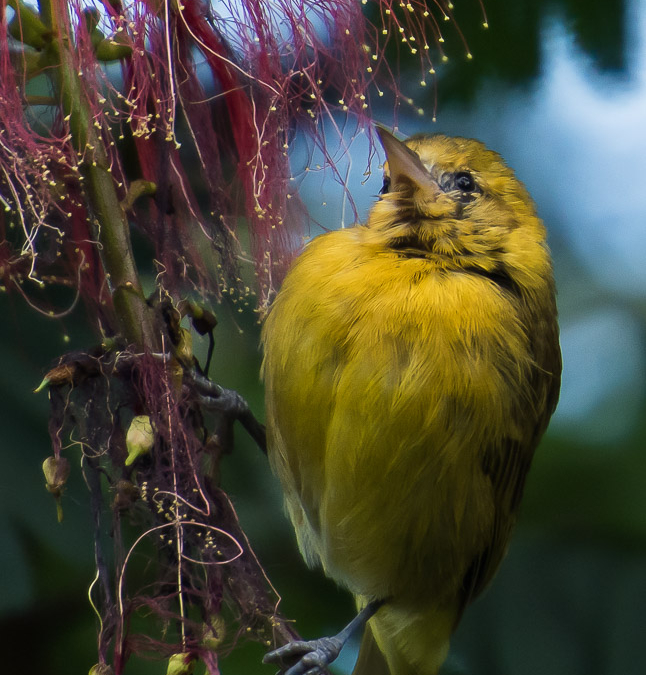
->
[[186, 370, 247, 415], [263, 599, 386, 675], [263, 635, 344, 675]]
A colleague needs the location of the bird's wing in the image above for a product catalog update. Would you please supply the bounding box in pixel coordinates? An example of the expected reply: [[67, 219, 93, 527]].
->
[[456, 437, 531, 617], [457, 321, 561, 616]]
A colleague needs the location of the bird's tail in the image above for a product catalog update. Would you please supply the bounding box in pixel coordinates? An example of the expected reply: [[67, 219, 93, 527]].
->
[[352, 622, 391, 675], [352, 602, 456, 675]]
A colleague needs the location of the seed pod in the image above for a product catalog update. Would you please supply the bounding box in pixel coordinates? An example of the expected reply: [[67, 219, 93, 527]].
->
[[165, 652, 195, 675], [42, 456, 70, 497], [125, 415, 154, 466], [88, 664, 114, 675], [42, 456, 71, 522]]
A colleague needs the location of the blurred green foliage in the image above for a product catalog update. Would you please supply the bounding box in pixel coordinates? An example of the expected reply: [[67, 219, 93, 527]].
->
[[441, 0, 627, 100]]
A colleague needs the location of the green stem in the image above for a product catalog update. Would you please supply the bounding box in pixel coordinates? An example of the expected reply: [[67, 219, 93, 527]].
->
[[38, 0, 158, 350]]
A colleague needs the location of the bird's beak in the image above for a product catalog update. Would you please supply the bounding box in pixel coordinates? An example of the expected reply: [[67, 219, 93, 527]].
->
[[375, 125, 440, 199]]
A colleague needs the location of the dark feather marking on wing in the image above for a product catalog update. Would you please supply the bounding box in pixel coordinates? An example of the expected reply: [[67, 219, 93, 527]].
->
[[456, 437, 531, 623], [457, 310, 561, 620]]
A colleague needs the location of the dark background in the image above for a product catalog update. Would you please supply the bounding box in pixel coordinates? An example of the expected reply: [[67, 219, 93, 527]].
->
[[1, 0, 644, 673]]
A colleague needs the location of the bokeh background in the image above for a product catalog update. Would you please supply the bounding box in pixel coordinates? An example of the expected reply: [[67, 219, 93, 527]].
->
[[1, 0, 645, 673]]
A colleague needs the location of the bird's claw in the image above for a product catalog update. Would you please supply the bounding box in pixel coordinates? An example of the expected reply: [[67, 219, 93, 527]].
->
[[186, 370, 249, 416], [263, 636, 344, 675]]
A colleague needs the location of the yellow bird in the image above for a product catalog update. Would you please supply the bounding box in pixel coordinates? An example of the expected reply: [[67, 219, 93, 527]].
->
[[261, 127, 561, 675]]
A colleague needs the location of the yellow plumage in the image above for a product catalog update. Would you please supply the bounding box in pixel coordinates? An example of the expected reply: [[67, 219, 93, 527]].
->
[[262, 130, 560, 675]]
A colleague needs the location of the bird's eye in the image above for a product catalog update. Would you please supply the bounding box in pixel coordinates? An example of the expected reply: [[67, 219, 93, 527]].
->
[[454, 171, 476, 192], [380, 176, 391, 195]]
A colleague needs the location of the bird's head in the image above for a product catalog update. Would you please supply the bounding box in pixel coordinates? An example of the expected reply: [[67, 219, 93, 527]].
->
[[368, 126, 553, 293]]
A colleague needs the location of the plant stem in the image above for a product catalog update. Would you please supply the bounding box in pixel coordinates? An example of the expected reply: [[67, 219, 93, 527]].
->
[[38, 0, 158, 350]]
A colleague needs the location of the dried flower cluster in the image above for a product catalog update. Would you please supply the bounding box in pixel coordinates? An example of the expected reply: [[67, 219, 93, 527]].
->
[[1, 0, 480, 314]]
